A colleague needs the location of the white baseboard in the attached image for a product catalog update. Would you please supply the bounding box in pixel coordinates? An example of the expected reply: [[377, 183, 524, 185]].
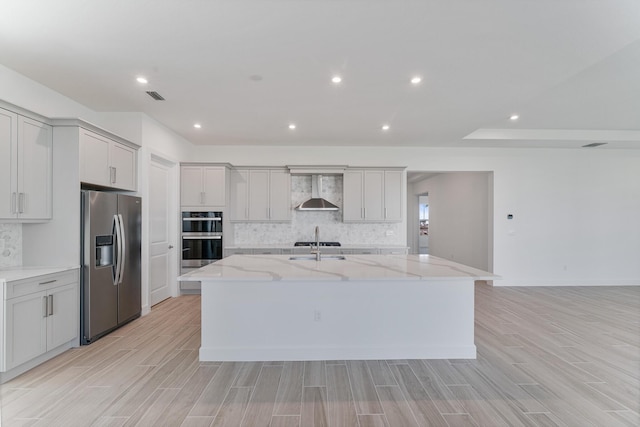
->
[[199, 345, 477, 362]]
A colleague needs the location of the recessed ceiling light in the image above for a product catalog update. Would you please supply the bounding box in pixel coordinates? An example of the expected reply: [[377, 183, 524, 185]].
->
[[509, 114, 519, 121], [331, 75, 342, 84], [193, 123, 202, 129], [382, 124, 390, 131], [136, 76, 148, 84], [410, 76, 422, 84], [288, 123, 296, 130]]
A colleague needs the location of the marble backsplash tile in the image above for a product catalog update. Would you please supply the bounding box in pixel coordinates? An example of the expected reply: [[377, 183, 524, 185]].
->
[[232, 175, 404, 245], [0, 223, 22, 267]]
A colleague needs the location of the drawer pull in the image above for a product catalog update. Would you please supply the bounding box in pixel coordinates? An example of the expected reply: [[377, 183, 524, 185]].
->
[[39, 279, 57, 285]]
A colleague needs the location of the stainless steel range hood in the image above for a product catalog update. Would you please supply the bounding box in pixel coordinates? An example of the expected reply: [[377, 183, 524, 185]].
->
[[296, 175, 339, 211]]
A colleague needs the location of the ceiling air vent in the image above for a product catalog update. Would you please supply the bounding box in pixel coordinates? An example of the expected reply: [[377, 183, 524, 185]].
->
[[582, 142, 607, 148], [146, 91, 165, 101]]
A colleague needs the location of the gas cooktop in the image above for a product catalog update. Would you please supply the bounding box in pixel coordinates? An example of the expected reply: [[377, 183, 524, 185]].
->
[[294, 241, 341, 247]]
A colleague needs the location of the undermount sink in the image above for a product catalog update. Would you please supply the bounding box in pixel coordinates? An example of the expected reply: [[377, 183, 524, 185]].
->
[[289, 255, 346, 261]]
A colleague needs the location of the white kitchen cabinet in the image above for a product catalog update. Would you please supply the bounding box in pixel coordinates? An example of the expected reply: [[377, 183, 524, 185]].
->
[[343, 168, 404, 222], [229, 169, 249, 220], [268, 169, 292, 221], [1, 270, 79, 376], [383, 170, 403, 221], [80, 129, 137, 191], [248, 169, 270, 220], [1, 107, 52, 221], [230, 168, 291, 222], [181, 165, 226, 208]]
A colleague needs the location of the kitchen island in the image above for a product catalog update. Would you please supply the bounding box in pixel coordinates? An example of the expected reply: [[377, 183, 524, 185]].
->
[[180, 254, 497, 361]]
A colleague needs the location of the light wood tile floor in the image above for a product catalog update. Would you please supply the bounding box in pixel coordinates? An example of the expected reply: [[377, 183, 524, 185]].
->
[[1, 284, 638, 426]]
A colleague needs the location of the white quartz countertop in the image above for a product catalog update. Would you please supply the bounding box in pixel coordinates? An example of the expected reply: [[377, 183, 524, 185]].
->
[[0, 266, 79, 283], [179, 254, 497, 282]]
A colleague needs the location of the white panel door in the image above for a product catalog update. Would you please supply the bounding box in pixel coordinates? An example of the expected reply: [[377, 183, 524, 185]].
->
[[150, 160, 172, 305]]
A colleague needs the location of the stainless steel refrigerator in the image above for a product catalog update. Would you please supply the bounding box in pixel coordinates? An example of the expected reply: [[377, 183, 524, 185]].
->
[[81, 190, 142, 344]]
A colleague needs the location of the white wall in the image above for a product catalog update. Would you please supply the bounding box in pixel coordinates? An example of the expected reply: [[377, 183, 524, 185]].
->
[[410, 173, 492, 271]]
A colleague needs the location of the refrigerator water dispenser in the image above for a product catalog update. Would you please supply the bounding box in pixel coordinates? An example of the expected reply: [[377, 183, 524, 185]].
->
[[95, 235, 114, 267]]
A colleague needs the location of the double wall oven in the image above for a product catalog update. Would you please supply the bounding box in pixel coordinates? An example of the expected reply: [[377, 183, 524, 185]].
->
[[181, 212, 223, 282]]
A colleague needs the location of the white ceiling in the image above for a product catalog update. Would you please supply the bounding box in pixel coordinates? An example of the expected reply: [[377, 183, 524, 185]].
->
[[2, 0, 639, 149]]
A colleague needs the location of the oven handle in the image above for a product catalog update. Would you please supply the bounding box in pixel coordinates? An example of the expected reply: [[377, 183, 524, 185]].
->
[[182, 218, 222, 221], [182, 236, 222, 240]]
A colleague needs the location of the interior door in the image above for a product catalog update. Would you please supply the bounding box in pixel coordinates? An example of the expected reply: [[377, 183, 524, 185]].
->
[[149, 158, 173, 305]]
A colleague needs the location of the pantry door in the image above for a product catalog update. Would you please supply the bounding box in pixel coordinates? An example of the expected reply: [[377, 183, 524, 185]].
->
[[149, 154, 177, 306]]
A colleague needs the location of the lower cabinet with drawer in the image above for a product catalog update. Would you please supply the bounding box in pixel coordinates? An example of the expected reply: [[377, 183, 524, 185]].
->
[[1, 269, 79, 383]]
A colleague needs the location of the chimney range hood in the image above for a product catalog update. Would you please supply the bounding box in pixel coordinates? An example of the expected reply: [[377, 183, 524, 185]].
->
[[296, 175, 339, 211]]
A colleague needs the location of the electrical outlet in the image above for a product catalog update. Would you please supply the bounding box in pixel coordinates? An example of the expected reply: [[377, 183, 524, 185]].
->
[[313, 310, 322, 322]]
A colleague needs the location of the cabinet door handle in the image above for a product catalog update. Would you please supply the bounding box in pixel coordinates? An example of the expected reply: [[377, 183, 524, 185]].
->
[[43, 296, 49, 318], [384, 208, 388, 219], [39, 279, 57, 285], [48, 295, 54, 316], [11, 192, 17, 214], [18, 193, 25, 213], [113, 167, 117, 183], [267, 207, 270, 218]]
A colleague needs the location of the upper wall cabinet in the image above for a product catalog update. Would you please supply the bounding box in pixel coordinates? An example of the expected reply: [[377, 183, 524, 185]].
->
[[343, 168, 404, 222], [1, 107, 52, 221], [229, 168, 291, 222], [79, 129, 137, 191], [181, 165, 227, 208]]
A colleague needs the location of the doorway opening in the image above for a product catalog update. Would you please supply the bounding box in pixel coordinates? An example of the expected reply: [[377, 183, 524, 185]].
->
[[418, 195, 429, 254]]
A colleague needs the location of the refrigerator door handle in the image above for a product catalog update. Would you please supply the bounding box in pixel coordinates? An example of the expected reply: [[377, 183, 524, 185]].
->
[[118, 214, 126, 284], [113, 214, 123, 285]]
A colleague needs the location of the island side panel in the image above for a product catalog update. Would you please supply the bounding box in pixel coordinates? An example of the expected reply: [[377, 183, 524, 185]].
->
[[200, 278, 475, 361]]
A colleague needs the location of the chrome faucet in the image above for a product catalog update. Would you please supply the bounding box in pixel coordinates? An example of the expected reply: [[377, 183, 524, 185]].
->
[[310, 225, 321, 261]]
